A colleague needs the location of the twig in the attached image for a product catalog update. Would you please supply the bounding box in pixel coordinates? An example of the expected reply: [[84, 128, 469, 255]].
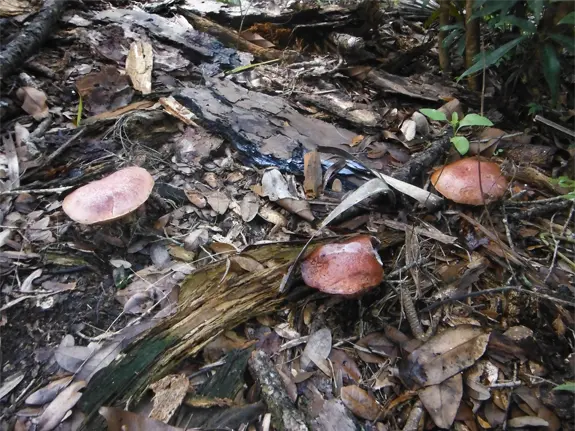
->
[[534, 115, 575, 138], [0, 185, 73, 196]]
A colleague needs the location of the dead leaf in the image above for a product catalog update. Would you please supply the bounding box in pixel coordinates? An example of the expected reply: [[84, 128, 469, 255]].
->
[[99, 406, 187, 431], [507, 416, 549, 428], [301, 328, 332, 374], [159, 96, 199, 126], [340, 385, 383, 421], [400, 119, 417, 141], [411, 111, 429, 136], [203, 332, 248, 363], [276, 198, 315, 222], [0, 372, 25, 402], [355, 332, 397, 363], [418, 373, 463, 429], [20, 268, 42, 292], [3, 133, 20, 189], [304, 151, 323, 199], [258, 205, 287, 226], [54, 345, 93, 373], [149, 374, 189, 423], [206, 191, 230, 215], [184, 229, 209, 251], [150, 243, 171, 269], [125, 40, 153, 94], [229, 255, 265, 273], [329, 349, 361, 384], [185, 189, 207, 208], [75, 66, 133, 115], [240, 31, 275, 48], [261, 169, 294, 201], [399, 325, 490, 388], [16, 87, 49, 120], [438, 98, 464, 123], [25, 376, 74, 406], [36, 380, 86, 431], [240, 193, 259, 222]]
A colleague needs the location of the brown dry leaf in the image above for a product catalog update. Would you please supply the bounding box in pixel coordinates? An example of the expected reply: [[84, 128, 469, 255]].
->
[[25, 376, 74, 406], [507, 416, 549, 428], [209, 241, 237, 255], [240, 193, 259, 222], [303, 151, 323, 199], [3, 132, 20, 190], [355, 332, 397, 363], [203, 332, 248, 363], [514, 386, 561, 431], [301, 328, 332, 374], [83, 100, 155, 125], [229, 255, 265, 273], [149, 374, 189, 423], [350, 135, 364, 147], [99, 406, 189, 431], [167, 245, 196, 262], [75, 66, 133, 115], [16, 87, 49, 120], [55, 345, 93, 373], [183, 229, 209, 251], [36, 380, 86, 431], [261, 169, 294, 201], [159, 96, 199, 126], [329, 349, 361, 384], [277, 198, 315, 222], [400, 325, 490, 388], [206, 191, 230, 215], [418, 373, 463, 429], [340, 385, 383, 421], [126, 40, 153, 94], [469, 127, 505, 155], [240, 30, 275, 48], [0, 0, 39, 16], [331, 178, 342, 192], [258, 205, 287, 226], [185, 190, 207, 208], [405, 226, 421, 296], [438, 98, 464, 123], [484, 401, 506, 427]]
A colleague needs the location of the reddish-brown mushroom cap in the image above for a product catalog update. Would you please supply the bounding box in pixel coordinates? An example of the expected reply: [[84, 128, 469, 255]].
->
[[301, 235, 384, 296], [430, 158, 508, 206], [62, 166, 155, 224]]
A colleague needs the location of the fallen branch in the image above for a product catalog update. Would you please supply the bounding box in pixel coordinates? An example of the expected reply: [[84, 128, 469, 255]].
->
[[0, 0, 66, 79]]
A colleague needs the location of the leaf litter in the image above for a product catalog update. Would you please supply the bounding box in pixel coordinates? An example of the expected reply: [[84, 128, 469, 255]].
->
[[1, 0, 574, 429]]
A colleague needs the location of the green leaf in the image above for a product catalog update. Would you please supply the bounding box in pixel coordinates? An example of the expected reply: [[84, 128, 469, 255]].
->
[[440, 23, 465, 32], [450, 137, 470, 155], [527, 0, 544, 25], [470, 0, 519, 19], [443, 28, 463, 49], [452, 112, 459, 123], [553, 382, 575, 392], [558, 11, 575, 25], [495, 16, 537, 33], [549, 34, 575, 54], [458, 113, 494, 129], [458, 36, 527, 82], [541, 43, 561, 105], [419, 109, 447, 122]]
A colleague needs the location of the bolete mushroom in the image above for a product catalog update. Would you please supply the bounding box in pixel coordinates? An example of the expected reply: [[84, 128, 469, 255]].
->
[[62, 166, 154, 224], [301, 235, 384, 296], [430, 158, 508, 205]]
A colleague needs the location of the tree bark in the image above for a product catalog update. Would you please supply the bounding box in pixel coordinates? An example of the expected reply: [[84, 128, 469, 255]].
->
[[438, 0, 451, 73], [464, 0, 481, 90]]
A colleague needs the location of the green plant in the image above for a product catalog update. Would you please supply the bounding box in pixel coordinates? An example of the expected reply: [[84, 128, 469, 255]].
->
[[553, 382, 575, 392], [527, 102, 543, 116], [549, 176, 575, 199], [419, 108, 494, 154]]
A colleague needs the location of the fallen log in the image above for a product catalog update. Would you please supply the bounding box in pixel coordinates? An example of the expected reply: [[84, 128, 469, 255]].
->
[[77, 240, 326, 429], [0, 0, 66, 79]]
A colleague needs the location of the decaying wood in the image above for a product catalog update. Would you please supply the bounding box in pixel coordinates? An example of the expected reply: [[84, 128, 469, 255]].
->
[[174, 79, 372, 174], [391, 136, 451, 185], [93, 9, 243, 71], [77, 240, 330, 429], [0, 0, 66, 78], [179, 10, 300, 62], [248, 350, 309, 431]]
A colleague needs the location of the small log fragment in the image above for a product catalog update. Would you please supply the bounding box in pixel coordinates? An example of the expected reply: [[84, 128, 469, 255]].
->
[[0, 0, 66, 79], [248, 350, 309, 431]]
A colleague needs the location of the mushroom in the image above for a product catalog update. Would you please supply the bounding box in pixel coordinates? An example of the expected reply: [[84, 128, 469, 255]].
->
[[430, 158, 508, 205], [301, 235, 384, 296], [62, 166, 155, 224]]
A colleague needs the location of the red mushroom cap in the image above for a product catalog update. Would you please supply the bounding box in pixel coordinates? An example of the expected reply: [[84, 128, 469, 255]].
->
[[301, 235, 384, 296], [430, 158, 508, 205], [63, 166, 154, 224]]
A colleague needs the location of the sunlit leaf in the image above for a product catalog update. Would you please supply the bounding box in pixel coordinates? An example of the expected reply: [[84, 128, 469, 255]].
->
[[458, 113, 494, 128], [450, 136, 470, 155], [541, 43, 560, 105], [495, 16, 536, 33], [419, 108, 447, 122], [458, 36, 526, 81], [470, 0, 519, 19]]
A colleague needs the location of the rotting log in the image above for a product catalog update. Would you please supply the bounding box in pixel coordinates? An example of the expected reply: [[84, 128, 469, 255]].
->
[[0, 0, 66, 79], [77, 240, 331, 429]]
